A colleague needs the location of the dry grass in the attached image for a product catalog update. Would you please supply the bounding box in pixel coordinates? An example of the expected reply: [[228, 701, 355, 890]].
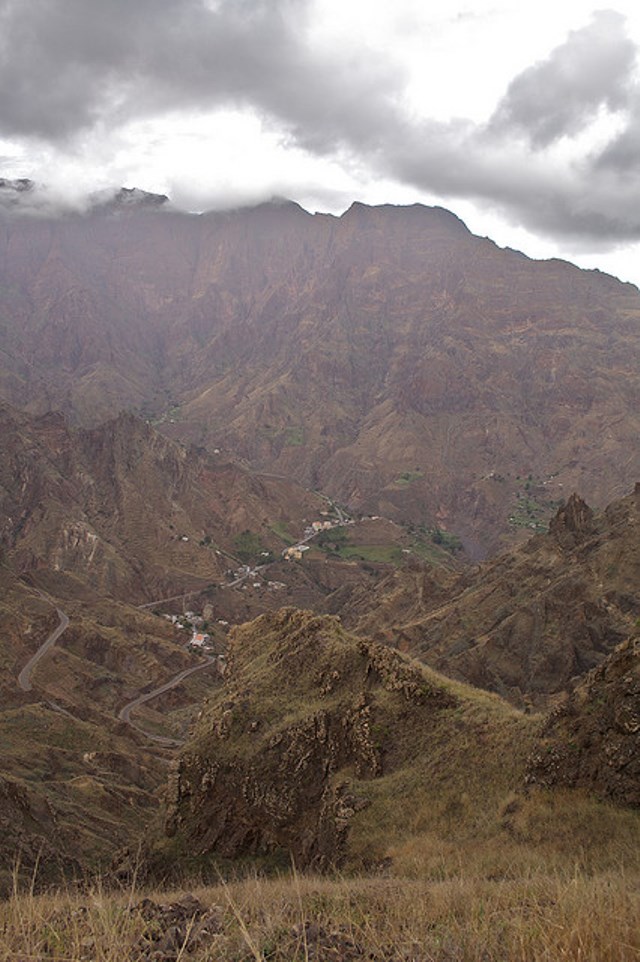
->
[[1, 867, 639, 961]]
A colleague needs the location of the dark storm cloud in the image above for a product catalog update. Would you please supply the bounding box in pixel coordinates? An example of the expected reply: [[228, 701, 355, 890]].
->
[[2, 1, 640, 246], [0, 0, 401, 145], [489, 11, 636, 147]]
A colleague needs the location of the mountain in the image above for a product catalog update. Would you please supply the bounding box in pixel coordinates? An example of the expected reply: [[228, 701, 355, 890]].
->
[[339, 487, 640, 707], [527, 635, 640, 806], [164, 608, 535, 870], [0, 402, 361, 885], [1, 198, 640, 553]]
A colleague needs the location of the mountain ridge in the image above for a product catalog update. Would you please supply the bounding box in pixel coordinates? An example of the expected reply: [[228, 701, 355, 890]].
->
[[2, 196, 640, 552]]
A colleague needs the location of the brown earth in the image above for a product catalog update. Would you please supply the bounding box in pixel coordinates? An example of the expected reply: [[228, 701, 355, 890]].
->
[[164, 608, 531, 870], [527, 635, 640, 806], [0, 568, 200, 889], [0, 404, 392, 882], [163, 607, 640, 877]]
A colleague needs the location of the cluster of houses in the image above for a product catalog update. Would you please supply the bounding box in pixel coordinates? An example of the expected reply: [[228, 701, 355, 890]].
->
[[189, 631, 212, 650], [283, 516, 347, 562], [284, 544, 310, 561], [163, 609, 217, 650]]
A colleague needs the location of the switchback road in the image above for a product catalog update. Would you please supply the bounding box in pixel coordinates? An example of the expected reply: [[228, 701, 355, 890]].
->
[[117, 654, 218, 745], [17, 604, 69, 692]]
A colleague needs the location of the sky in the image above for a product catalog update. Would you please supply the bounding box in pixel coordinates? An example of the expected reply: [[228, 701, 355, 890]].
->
[[2, 0, 640, 284]]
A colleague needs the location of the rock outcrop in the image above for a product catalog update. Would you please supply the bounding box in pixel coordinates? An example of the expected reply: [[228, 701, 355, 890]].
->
[[344, 488, 640, 707], [0, 401, 323, 602], [527, 636, 640, 806], [0, 773, 78, 893], [549, 492, 595, 549]]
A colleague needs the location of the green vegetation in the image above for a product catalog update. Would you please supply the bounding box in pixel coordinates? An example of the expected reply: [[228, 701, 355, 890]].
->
[[394, 469, 424, 486], [431, 526, 463, 552], [147, 400, 182, 425], [316, 520, 461, 566], [405, 521, 463, 557], [233, 530, 271, 564], [258, 423, 304, 446], [284, 425, 304, 446], [316, 528, 349, 552], [316, 528, 402, 564], [269, 520, 296, 545], [339, 544, 404, 564], [508, 474, 563, 532]]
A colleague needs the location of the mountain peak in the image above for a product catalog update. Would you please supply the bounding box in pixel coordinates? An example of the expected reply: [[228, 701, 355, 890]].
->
[[0, 177, 36, 208], [549, 493, 595, 548], [342, 200, 470, 233], [91, 186, 170, 213]]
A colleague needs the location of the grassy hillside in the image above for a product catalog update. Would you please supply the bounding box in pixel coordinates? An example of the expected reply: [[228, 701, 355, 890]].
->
[[3, 866, 639, 960]]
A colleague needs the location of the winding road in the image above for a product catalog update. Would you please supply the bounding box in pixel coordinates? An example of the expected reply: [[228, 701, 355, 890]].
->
[[17, 604, 69, 692], [117, 654, 218, 746], [15, 588, 217, 748], [16, 498, 351, 742]]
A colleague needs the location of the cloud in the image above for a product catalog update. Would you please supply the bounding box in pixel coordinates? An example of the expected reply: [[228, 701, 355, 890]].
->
[[1, 2, 640, 247], [489, 11, 636, 148], [0, 0, 402, 146]]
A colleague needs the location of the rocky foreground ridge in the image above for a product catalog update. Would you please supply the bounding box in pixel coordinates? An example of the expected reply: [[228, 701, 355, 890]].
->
[[164, 608, 521, 869], [527, 635, 640, 806], [164, 605, 640, 873]]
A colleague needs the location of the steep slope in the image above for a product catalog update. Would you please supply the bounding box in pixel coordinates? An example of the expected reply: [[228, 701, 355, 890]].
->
[[164, 608, 535, 870], [0, 402, 324, 602], [342, 487, 640, 707], [0, 402, 393, 880], [527, 634, 640, 806], [0, 566, 209, 888], [1, 198, 640, 552]]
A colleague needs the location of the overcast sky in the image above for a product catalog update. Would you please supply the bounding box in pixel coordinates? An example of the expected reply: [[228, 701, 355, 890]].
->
[[2, 0, 640, 283]]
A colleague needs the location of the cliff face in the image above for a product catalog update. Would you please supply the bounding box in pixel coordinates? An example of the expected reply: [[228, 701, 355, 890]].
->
[[2, 200, 640, 553], [0, 772, 78, 891], [164, 606, 640, 873], [0, 402, 323, 602], [527, 636, 640, 806]]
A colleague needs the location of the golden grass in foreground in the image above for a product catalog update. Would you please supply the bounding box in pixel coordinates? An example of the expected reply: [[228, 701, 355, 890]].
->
[[2, 870, 639, 961]]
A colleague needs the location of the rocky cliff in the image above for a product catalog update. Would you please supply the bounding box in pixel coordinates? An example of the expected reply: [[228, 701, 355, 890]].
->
[[527, 635, 640, 806], [0, 402, 323, 602]]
